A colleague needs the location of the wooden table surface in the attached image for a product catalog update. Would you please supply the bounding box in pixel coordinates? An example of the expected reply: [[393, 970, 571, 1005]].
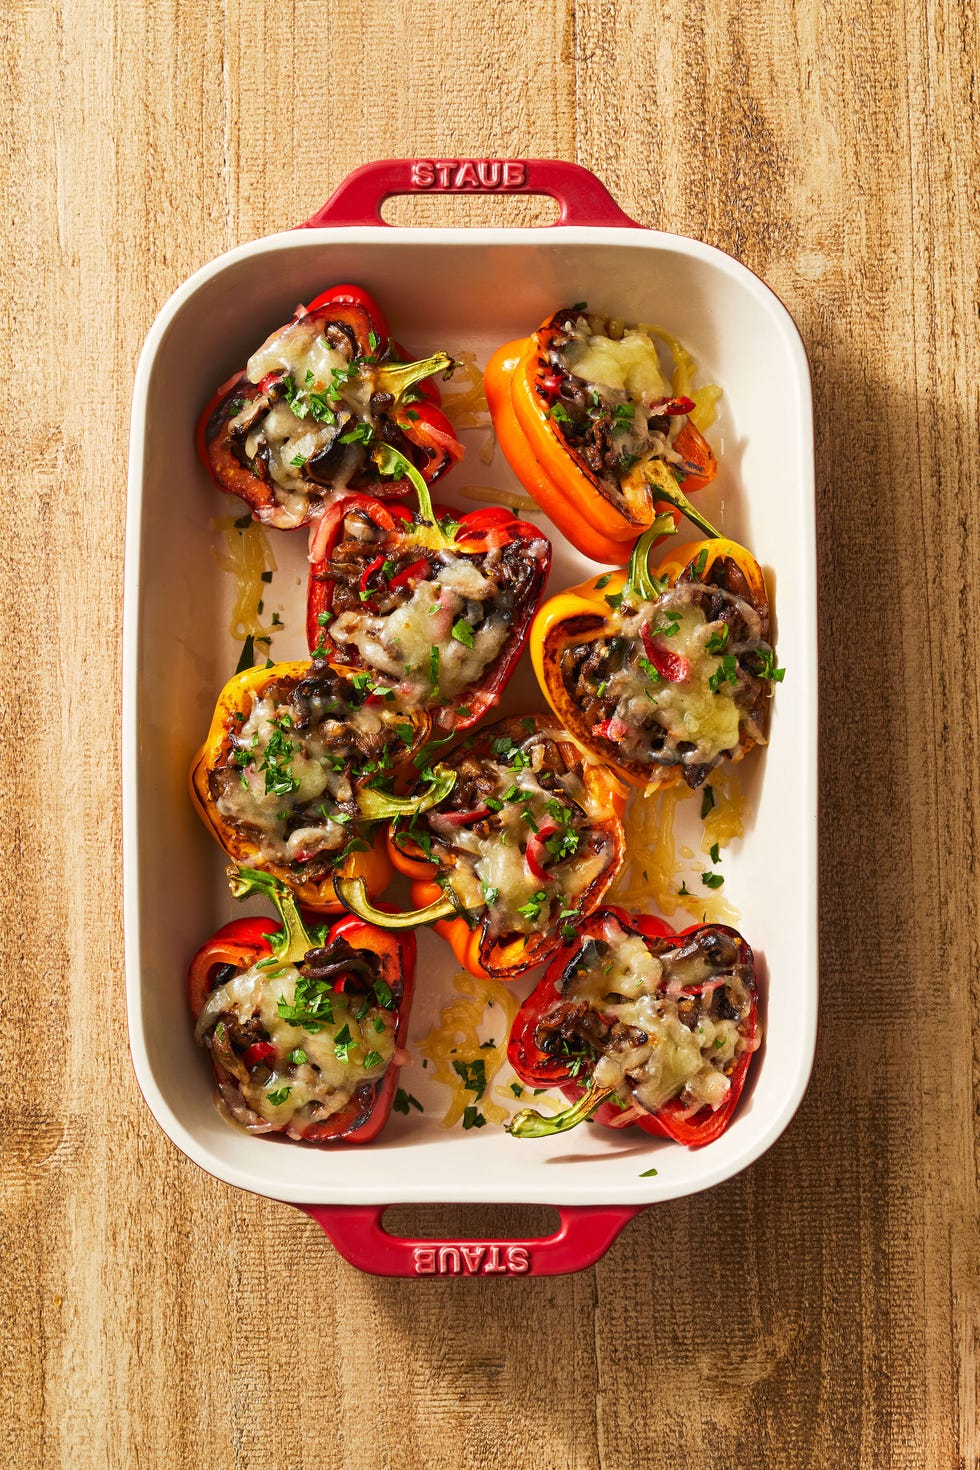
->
[[4, 1, 977, 1466]]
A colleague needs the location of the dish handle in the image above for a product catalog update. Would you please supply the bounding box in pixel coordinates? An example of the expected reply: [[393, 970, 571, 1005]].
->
[[297, 1202, 646, 1277], [301, 159, 643, 230]]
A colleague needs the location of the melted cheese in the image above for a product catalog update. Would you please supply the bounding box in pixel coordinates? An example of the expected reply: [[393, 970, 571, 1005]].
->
[[562, 923, 747, 1113], [329, 554, 511, 707], [415, 970, 519, 1128], [214, 695, 354, 861], [565, 327, 669, 403], [197, 960, 394, 1128], [607, 599, 743, 766]]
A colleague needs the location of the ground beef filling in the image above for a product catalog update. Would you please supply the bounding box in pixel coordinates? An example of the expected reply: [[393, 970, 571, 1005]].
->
[[208, 662, 412, 879], [319, 509, 546, 708], [536, 311, 686, 501], [405, 725, 615, 941], [559, 557, 774, 788], [533, 922, 755, 1115]]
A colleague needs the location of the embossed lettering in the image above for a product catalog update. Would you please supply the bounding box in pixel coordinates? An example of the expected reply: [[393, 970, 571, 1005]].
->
[[483, 1246, 509, 1274], [454, 162, 480, 188], [506, 1246, 531, 1274], [502, 161, 527, 187], [477, 161, 502, 187], [413, 1247, 437, 1273], [460, 1246, 486, 1273], [410, 161, 435, 187], [437, 1247, 462, 1272], [434, 162, 454, 187]]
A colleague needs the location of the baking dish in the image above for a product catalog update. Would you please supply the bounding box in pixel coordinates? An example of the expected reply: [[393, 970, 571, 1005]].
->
[[124, 159, 817, 1276]]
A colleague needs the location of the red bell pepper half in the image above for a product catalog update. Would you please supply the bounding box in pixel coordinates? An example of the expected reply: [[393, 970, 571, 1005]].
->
[[195, 283, 462, 530], [189, 866, 415, 1144], [506, 907, 759, 1148], [306, 443, 551, 734]]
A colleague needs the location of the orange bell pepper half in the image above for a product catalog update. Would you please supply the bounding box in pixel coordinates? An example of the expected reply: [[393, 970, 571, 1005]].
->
[[484, 308, 718, 563], [189, 660, 456, 911], [530, 527, 782, 792]]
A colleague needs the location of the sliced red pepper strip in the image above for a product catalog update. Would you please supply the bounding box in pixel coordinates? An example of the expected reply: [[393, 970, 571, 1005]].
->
[[189, 867, 415, 1144], [640, 621, 690, 683], [524, 819, 559, 881], [485, 311, 719, 562], [306, 448, 551, 734], [505, 907, 758, 1148]]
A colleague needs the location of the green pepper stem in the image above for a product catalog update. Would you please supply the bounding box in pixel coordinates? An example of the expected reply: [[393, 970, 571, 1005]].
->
[[370, 443, 455, 552], [624, 518, 677, 603], [505, 1083, 616, 1139], [375, 351, 454, 402], [227, 865, 314, 965], [356, 764, 457, 821], [334, 876, 460, 930]]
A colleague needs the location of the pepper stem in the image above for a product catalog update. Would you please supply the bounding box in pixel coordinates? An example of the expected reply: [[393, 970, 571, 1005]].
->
[[334, 876, 460, 930], [371, 443, 455, 552], [644, 458, 721, 540], [227, 866, 314, 965], [505, 1084, 616, 1139], [356, 763, 457, 821], [375, 351, 454, 402], [624, 520, 676, 603]]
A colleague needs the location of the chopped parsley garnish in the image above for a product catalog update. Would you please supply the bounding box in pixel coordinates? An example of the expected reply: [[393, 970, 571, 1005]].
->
[[753, 648, 786, 682], [277, 975, 335, 1032], [692, 548, 709, 578], [709, 843, 720, 864], [594, 573, 612, 589], [266, 1087, 291, 1106], [339, 421, 374, 446], [289, 452, 307, 468], [480, 880, 500, 906], [639, 1167, 659, 1178], [452, 1058, 487, 1100], [333, 1024, 355, 1061], [260, 570, 273, 583], [429, 645, 440, 692], [234, 514, 252, 529], [451, 618, 475, 648], [289, 1049, 308, 1065], [235, 635, 255, 674], [705, 624, 730, 654], [362, 1050, 384, 1070], [653, 619, 680, 638], [393, 1089, 424, 1114], [461, 1106, 486, 1130], [700, 785, 716, 818], [701, 871, 725, 889], [708, 655, 738, 693], [517, 890, 548, 922], [604, 592, 624, 612], [638, 656, 664, 685], [372, 977, 394, 1010]]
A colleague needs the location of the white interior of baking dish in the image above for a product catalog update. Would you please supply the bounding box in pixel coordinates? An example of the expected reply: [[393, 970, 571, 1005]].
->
[[125, 226, 816, 1206]]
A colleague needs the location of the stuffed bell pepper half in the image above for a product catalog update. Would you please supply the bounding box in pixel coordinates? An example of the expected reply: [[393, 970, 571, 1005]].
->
[[197, 282, 462, 529], [485, 307, 718, 563], [335, 714, 627, 980], [506, 907, 759, 1146], [190, 659, 455, 910], [532, 529, 783, 791], [189, 867, 415, 1142], [306, 444, 552, 733]]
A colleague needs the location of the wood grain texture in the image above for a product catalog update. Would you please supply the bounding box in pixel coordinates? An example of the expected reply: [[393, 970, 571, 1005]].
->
[[2, 0, 977, 1466]]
